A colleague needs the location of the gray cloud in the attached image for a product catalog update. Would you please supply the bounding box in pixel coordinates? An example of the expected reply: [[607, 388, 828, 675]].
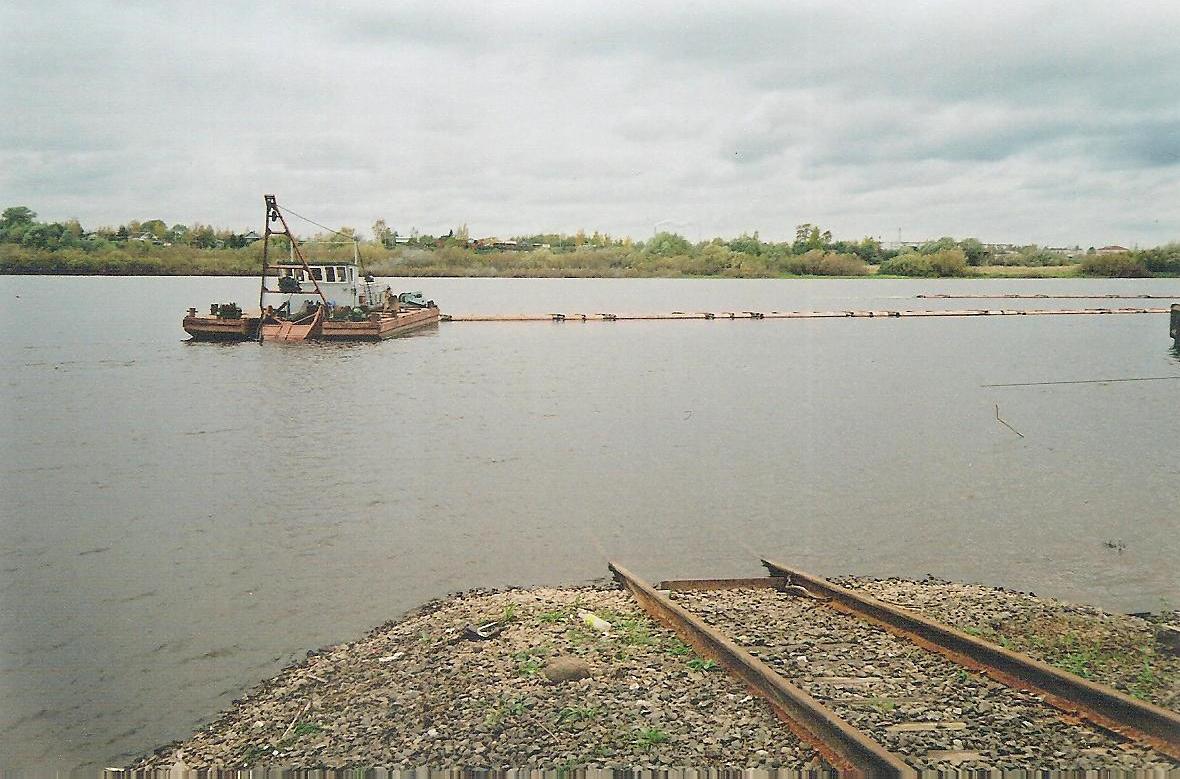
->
[[1, 0, 1178, 246]]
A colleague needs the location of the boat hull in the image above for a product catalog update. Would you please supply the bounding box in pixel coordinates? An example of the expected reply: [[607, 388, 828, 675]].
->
[[321, 307, 440, 341], [183, 315, 257, 341], [183, 307, 440, 342]]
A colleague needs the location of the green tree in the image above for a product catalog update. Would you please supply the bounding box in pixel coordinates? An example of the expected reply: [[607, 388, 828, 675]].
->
[[190, 224, 216, 248], [140, 219, 168, 239], [793, 224, 830, 252], [20, 223, 59, 249], [1, 206, 36, 230], [958, 237, 988, 266], [645, 231, 692, 257], [856, 236, 883, 263], [371, 219, 392, 247], [728, 231, 762, 256], [918, 236, 957, 254]]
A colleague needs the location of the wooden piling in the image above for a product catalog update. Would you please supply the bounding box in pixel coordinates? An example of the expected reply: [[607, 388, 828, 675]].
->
[[1171, 303, 1180, 344]]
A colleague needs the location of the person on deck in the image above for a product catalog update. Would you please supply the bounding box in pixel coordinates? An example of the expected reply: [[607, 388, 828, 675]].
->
[[382, 286, 400, 313]]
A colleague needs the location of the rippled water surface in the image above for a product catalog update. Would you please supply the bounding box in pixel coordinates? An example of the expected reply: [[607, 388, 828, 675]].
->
[[2, 275, 1179, 769]]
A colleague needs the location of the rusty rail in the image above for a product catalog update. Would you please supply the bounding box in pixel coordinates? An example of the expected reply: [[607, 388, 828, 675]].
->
[[761, 558, 1180, 760], [441, 307, 1168, 323], [609, 562, 915, 778]]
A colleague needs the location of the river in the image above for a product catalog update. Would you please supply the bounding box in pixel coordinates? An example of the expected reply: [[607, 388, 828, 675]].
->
[[1, 275, 1178, 770]]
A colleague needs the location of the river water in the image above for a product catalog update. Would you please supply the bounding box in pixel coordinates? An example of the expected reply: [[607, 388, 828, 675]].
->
[[1, 275, 1178, 770]]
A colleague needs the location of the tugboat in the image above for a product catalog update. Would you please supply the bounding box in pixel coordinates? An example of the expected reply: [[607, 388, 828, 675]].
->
[[182, 195, 439, 342]]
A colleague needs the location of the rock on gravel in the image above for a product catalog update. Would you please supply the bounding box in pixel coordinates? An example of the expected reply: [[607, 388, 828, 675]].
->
[[543, 655, 592, 683]]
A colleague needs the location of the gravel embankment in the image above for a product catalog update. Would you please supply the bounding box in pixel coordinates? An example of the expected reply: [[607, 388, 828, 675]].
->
[[133, 585, 823, 771], [834, 576, 1179, 712], [669, 588, 1177, 773]]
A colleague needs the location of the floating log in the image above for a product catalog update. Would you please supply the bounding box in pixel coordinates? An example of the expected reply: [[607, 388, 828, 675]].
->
[[441, 307, 1169, 323], [917, 293, 1170, 299]]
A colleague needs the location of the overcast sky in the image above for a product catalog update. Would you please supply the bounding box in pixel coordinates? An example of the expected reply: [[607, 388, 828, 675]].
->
[[3, 0, 1178, 246]]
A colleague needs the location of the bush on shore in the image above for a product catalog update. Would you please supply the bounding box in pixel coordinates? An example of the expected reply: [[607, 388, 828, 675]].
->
[[1080, 253, 1152, 278], [1133, 243, 1180, 275], [780, 249, 869, 276], [987, 248, 1073, 266], [878, 248, 969, 277], [0, 243, 259, 275]]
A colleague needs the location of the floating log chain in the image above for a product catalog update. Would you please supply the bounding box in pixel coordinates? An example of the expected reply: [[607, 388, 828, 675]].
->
[[918, 293, 1172, 299], [440, 307, 1169, 323]]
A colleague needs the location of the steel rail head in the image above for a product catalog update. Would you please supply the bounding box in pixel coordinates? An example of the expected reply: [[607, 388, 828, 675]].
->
[[760, 558, 1180, 760], [608, 562, 916, 779]]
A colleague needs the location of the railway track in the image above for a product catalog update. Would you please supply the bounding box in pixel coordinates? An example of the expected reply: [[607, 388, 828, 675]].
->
[[610, 562, 1180, 776]]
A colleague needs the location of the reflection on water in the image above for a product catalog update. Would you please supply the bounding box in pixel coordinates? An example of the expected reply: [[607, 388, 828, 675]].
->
[[1, 275, 1179, 769]]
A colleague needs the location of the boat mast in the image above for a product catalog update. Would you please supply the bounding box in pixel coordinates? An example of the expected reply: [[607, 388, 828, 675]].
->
[[258, 195, 330, 341]]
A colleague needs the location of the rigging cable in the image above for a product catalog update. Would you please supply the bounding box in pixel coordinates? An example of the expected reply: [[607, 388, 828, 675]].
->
[[279, 204, 373, 280]]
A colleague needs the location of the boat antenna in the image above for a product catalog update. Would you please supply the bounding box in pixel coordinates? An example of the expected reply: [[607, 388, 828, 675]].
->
[[259, 195, 329, 342]]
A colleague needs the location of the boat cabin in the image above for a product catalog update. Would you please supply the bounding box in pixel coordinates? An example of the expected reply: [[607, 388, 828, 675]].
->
[[262, 262, 369, 315]]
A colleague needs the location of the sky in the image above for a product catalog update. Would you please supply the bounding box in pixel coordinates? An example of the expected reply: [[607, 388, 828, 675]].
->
[[2, 0, 1179, 247]]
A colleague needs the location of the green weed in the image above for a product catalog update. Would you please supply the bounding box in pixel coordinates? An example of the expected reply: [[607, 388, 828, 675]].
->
[[1059, 650, 1093, 678], [1129, 661, 1160, 700], [687, 657, 719, 672], [484, 696, 532, 726], [512, 645, 549, 677], [290, 721, 321, 738], [240, 745, 267, 765], [518, 658, 544, 676], [614, 616, 658, 646], [635, 728, 669, 750], [862, 696, 896, 713], [556, 706, 599, 726]]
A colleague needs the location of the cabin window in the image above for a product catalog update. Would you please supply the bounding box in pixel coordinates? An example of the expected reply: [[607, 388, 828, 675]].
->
[[310, 267, 323, 281], [337, 267, 347, 282], [325, 266, 336, 282]]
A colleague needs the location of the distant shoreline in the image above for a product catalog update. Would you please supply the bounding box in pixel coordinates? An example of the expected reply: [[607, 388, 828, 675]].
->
[[9, 265, 1173, 280]]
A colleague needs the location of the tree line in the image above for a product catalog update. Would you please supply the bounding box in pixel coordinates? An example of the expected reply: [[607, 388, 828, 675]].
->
[[1, 205, 1177, 278]]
